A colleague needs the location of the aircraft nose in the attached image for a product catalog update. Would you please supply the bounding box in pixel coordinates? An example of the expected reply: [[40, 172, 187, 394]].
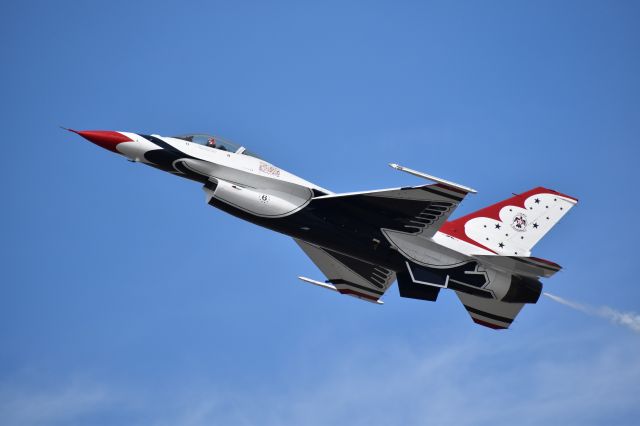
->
[[67, 129, 133, 153]]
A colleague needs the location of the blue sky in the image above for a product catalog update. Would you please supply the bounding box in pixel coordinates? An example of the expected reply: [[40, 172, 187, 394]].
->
[[2, 0, 640, 424]]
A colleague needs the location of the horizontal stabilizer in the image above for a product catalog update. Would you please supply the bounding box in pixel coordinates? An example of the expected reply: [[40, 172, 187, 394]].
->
[[456, 292, 525, 330], [473, 255, 561, 278]]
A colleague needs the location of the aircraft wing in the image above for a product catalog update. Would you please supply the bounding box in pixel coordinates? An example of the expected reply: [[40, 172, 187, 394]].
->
[[295, 239, 396, 303], [310, 183, 470, 239]]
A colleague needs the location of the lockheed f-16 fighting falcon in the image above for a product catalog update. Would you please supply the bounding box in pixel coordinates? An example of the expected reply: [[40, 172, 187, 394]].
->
[[68, 129, 578, 329]]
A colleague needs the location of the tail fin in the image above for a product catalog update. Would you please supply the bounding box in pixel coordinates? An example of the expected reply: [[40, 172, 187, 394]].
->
[[439, 187, 577, 256]]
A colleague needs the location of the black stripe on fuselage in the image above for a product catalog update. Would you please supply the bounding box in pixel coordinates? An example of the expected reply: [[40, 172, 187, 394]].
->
[[140, 134, 185, 153], [138, 134, 209, 183]]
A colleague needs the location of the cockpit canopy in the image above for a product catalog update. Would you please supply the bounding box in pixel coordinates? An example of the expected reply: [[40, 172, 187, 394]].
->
[[172, 134, 260, 158]]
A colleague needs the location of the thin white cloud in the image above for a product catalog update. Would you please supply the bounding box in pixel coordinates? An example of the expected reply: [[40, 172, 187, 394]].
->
[[150, 335, 640, 426], [2, 334, 639, 426], [544, 292, 640, 333], [0, 380, 112, 426]]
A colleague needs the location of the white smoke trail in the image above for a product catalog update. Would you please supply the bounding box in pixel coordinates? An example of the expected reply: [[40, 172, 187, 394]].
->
[[543, 292, 640, 333]]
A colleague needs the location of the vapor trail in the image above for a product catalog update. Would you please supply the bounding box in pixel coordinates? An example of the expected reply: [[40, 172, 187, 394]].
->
[[543, 292, 640, 333]]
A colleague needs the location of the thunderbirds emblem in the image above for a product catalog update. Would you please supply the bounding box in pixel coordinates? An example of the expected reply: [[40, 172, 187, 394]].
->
[[511, 213, 528, 231]]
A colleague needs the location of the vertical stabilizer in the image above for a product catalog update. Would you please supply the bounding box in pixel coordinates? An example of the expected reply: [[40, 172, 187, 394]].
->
[[440, 187, 577, 256]]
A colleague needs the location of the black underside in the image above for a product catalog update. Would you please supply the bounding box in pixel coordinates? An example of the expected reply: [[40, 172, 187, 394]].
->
[[207, 196, 408, 270], [139, 135, 407, 272], [138, 138, 539, 304], [138, 134, 440, 271], [205, 191, 456, 272]]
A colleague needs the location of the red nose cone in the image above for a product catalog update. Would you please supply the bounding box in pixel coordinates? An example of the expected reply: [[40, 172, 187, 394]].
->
[[68, 129, 132, 153]]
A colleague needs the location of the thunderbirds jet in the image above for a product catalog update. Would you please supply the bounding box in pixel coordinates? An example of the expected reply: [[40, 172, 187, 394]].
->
[[69, 129, 577, 329]]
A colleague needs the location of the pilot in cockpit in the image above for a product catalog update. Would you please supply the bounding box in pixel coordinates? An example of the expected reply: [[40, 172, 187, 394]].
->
[[207, 137, 227, 151]]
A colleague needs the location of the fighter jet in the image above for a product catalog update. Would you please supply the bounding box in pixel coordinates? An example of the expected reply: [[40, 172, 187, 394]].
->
[[69, 129, 578, 329]]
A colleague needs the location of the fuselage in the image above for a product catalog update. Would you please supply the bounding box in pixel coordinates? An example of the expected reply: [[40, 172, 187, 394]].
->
[[70, 128, 577, 329], [72, 130, 463, 272]]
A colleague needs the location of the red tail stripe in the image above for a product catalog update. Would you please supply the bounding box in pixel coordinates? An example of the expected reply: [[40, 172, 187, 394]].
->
[[472, 317, 507, 330], [439, 187, 576, 250]]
